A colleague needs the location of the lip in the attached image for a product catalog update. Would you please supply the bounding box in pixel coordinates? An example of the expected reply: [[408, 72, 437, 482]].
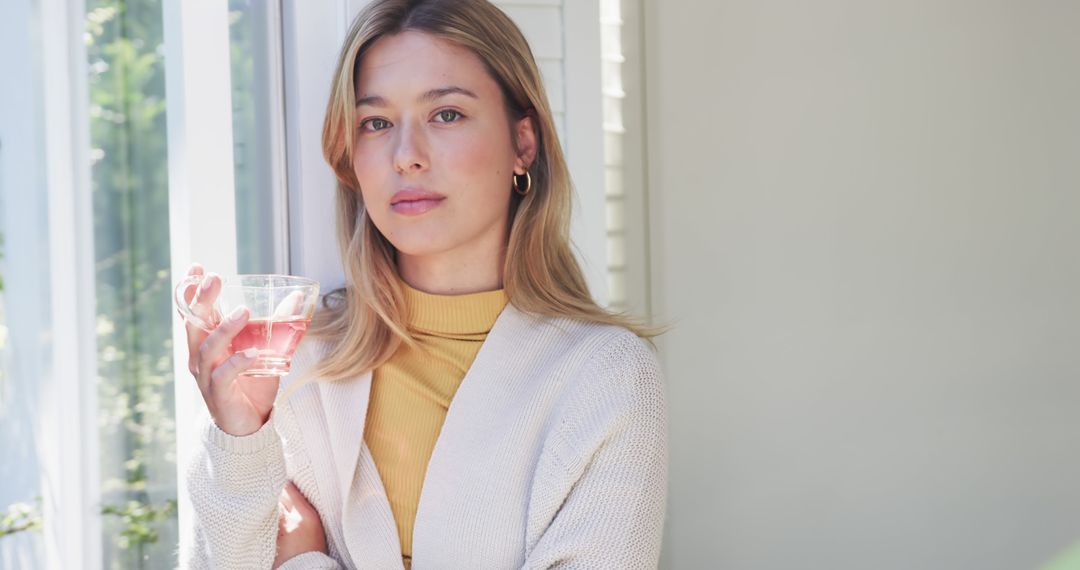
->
[[390, 188, 446, 216]]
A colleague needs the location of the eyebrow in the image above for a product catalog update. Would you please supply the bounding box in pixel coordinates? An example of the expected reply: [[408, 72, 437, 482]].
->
[[355, 86, 479, 109]]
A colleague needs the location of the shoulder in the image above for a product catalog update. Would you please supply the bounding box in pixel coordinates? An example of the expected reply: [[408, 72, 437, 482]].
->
[[502, 305, 662, 391], [507, 308, 666, 450], [503, 303, 655, 365], [511, 305, 660, 377], [542, 325, 667, 479], [564, 323, 665, 417]]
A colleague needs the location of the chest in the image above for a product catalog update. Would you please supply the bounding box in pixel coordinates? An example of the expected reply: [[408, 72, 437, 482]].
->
[[282, 363, 570, 569]]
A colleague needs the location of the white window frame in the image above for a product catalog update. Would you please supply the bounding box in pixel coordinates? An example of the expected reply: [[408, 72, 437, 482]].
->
[[281, 0, 350, 291], [162, 1, 240, 566], [39, 0, 102, 563]]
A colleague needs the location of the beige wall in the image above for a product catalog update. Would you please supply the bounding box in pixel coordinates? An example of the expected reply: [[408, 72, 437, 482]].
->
[[644, 1, 1080, 568]]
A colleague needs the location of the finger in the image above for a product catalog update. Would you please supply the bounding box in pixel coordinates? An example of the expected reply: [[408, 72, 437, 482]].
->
[[198, 305, 251, 373], [284, 481, 313, 509], [272, 290, 305, 319], [206, 344, 260, 394], [186, 274, 223, 370], [182, 263, 205, 305], [279, 481, 298, 511], [182, 281, 198, 307], [190, 273, 221, 323], [278, 483, 303, 533]]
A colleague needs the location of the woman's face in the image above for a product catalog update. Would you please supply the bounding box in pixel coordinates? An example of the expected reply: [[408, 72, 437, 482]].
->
[[352, 30, 534, 260]]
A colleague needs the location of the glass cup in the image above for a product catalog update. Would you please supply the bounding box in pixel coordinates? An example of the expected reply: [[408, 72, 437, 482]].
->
[[174, 274, 320, 376]]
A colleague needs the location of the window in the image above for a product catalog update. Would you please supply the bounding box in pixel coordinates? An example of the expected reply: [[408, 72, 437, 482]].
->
[[0, 0, 283, 566], [229, 0, 289, 275], [86, 1, 178, 567], [0, 4, 50, 565]]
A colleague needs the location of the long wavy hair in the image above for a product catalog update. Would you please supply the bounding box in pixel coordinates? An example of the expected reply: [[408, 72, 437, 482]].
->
[[299, 0, 664, 387]]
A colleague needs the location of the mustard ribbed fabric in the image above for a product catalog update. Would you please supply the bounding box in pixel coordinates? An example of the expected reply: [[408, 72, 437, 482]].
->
[[363, 278, 509, 567]]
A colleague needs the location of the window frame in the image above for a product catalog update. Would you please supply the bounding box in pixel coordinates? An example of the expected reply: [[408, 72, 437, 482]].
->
[[161, 1, 241, 566], [37, 0, 103, 566]]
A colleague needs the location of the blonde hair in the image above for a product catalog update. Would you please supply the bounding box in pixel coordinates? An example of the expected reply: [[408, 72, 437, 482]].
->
[[299, 0, 665, 388]]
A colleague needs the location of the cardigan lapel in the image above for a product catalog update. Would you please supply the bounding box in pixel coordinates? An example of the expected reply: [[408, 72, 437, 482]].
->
[[410, 303, 535, 565], [318, 370, 372, 518], [342, 438, 407, 568], [317, 369, 404, 567], [313, 303, 534, 568]]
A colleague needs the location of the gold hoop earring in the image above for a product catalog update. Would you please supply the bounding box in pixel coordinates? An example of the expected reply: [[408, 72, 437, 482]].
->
[[513, 171, 532, 196]]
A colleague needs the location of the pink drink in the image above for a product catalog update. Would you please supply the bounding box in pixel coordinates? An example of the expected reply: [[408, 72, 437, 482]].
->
[[229, 317, 310, 376]]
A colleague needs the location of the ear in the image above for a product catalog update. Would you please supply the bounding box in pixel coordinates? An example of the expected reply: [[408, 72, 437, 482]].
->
[[512, 114, 538, 175]]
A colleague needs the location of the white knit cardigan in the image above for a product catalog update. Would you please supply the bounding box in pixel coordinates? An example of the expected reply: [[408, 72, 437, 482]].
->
[[185, 302, 668, 569]]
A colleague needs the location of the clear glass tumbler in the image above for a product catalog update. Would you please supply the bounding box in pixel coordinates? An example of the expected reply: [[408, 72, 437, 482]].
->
[[174, 274, 320, 376]]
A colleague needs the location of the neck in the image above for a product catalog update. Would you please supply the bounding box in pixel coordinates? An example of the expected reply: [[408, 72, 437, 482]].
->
[[397, 237, 507, 296]]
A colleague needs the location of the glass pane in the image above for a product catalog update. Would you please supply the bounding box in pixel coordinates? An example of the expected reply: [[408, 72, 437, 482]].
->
[[230, 0, 285, 275], [85, 1, 178, 568], [0, 1, 49, 564], [0, 157, 44, 568]]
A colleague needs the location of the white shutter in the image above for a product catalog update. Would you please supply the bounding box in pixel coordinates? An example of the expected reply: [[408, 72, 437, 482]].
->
[[499, 1, 611, 305]]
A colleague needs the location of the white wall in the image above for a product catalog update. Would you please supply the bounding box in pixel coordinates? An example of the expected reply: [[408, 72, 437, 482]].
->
[[645, 1, 1080, 568]]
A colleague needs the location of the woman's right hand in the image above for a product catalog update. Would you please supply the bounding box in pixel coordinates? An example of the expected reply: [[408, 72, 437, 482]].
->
[[181, 263, 281, 436]]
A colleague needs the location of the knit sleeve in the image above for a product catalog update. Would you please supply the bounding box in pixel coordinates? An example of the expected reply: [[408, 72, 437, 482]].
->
[[185, 414, 287, 570], [522, 331, 669, 570]]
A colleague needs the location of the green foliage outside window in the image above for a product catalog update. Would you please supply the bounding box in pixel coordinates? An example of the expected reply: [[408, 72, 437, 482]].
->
[[0, 499, 42, 539], [0, 0, 258, 564], [86, 0, 257, 566], [86, 1, 178, 567]]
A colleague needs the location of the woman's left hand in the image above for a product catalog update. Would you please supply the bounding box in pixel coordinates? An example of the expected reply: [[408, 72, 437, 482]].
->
[[272, 481, 329, 568]]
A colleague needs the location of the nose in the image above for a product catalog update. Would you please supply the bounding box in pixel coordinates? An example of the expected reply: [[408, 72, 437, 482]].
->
[[392, 119, 429, 174]]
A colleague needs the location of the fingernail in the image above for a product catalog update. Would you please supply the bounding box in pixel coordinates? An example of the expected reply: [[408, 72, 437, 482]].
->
[[228, 306, 247, 322], [242, 348, 258, 358]]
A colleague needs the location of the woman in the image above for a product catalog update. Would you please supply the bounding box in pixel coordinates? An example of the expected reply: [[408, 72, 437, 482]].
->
[[181, 1, 667, 568]]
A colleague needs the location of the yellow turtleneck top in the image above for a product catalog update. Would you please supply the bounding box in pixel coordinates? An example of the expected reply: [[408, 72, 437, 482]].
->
[[363, 278, 509, 567]]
